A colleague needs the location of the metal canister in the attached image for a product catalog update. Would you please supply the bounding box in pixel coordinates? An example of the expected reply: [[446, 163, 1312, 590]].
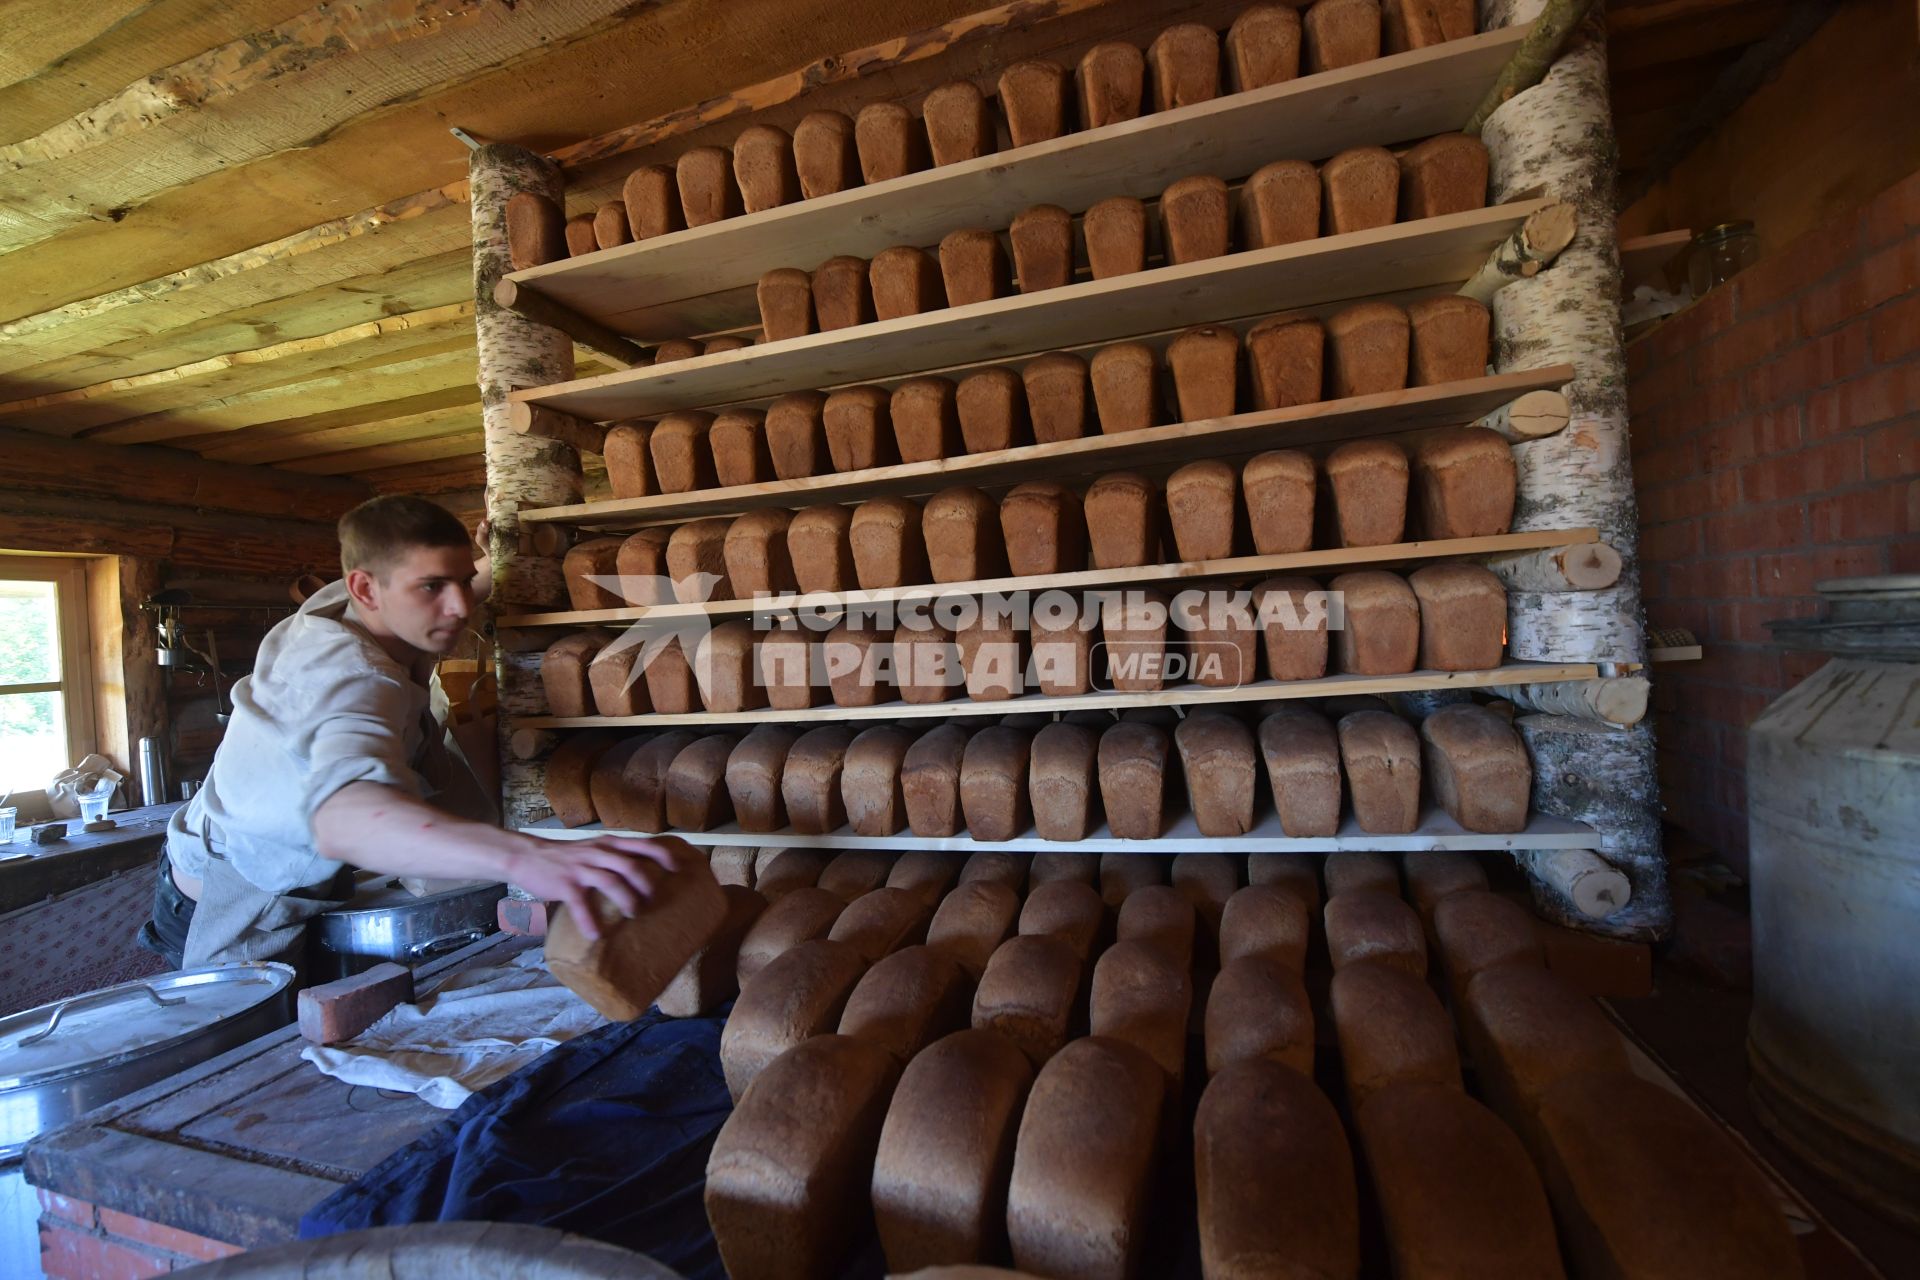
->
[[1748, 575, 1920, 1227], [138, 737, 170, 809]]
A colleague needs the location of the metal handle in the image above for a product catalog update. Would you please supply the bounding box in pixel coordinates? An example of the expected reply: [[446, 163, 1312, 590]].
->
[[405, 928, 488, 963], [19, 983, 185, 1048]]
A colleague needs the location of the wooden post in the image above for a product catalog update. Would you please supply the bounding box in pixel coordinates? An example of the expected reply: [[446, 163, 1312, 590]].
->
[[1478, 0, 1669, 939], [472, 142, 580, 832]]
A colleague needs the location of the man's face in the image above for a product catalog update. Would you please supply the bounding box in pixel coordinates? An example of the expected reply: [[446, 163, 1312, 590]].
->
[[352, 545, 475, 655]]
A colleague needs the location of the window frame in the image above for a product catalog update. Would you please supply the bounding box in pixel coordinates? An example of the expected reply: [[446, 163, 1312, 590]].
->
[[0, 554, 98, 805]]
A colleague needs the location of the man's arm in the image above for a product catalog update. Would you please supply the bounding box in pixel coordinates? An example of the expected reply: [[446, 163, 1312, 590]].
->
[[313, 781, 677, 939]]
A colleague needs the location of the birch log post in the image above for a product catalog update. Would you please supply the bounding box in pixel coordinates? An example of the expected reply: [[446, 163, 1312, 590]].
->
[[472, 142, 580, 832], [1477, 0, 1669, 938], [1507, 675, 1649, 727], [1476, 388, 1570, 441], [1487, 541, 1621, 592]]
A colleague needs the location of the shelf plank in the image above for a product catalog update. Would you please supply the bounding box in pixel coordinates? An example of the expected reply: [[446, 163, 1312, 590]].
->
[[515, 661, 1600, 729], [498, 527, 1600, 627], [504, 26, 1532, 343], [522, 809, 1601, 854], [508, 200, 1549, 422], [518, 365, 1571, 525]]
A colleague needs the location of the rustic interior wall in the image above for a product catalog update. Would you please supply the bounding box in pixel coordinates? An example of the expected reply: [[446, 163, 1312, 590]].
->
[[1628, 167, 1920, 871]]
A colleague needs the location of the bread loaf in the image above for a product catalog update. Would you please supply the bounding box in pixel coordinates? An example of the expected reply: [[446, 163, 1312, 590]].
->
[[1173, 851, 1239, 957], [1008, 1037, 1165, 1280], [841, 725, 917, 837], [1407, 294, 1491, 385], [1460, 964, 1629, 1140], [1019, 879, 1105, 963], [891, 377, 963, 463], [1245, 317, 1324, 413], [927, 880, 1022, 979], [1083, 472, 1162, 569], [1219, 884, 1310, 972], [726, 725, 799, 833], [887, 850, 966, 906], [720, 937, 869, 1099], [873, 1028, 1035, 1274], [972, 934, 1082, 1067], [1204, 955, 1314, 1078], [1324, 850, 1400, 899], [923, 80, 993, 166], [619, 165, 681, 241], [1030, 609, 1096, 696], [999, 59, 1070, 148], [1029, 850, 1099, 887], [1251, 575, 1331, 682], [1098, 721, 1170, 840], [564, 214, 597, 258], [904, 724, 970, 837], [851, 495, 928, 588], [588, 641, 650, 717], [839, 944, 973, 1063], [1166, 459, 1238, 561], [939, 228, 1011, 307], [1090, 940, 1192, 1130], [1326, 300, 1409, 397], [812, 254, 875, 331], [1077, 41, 1145, 127], [545, 730, 618, 829], [752, 848, 832, 901], [871, 245, 947, 319], [706, 1034, 899, 1277], [757, 267, 816, 342], [960, 851, 1031, 892], [1008, 204, 1074, 294], [1320, 144, 1397, 235], [1355, 1082, 1566, 1280], [1022, 352, 1091, 442], [956, 368, 1033, 455], [546, 848, 727, 1022], [1090, 342, 1159, 434], [1160, 174, 1231, 264], [960, 725, 1033, 842], [825, 385, 898, 474], [818, 848, 895, 903], [953, 613, 1025, 702], [1434, 889, 1543, 1005], [1304, 0, 1383, 72], [1382, 0, 1475, 49], [1399, 132, 1490, 219], [825, 618, 893, 707], [1534, 1071, 1804, 1280], [1410, 564, 1507, 673], [1073, 199, 1143, 285], [693, 620, 765, 714], [895, 624, 960, 705], [703, 335, 750, 356], [1113, 881, 1189, 965], [1240, 159, 1318, 251], [643, 635, 701, 714], [603, 421, 657, 500], [1325, 888, 1427, 975], [1412, 428, 1517, 538], [542, 633, 608, 718], [855, 101, 927, 183], [722, 508, 796, 598], [505, 190, 566, 269], [756, 626, 818, 712], [1029, 722, 1102, 842], [736, 885, 843, 985], [1176, 712, 1259, 837], [1323, 438, 1408, 547], [1402, 850, 1490, 925], [794, 109, 860, 199], [1147, 22, 1220, 110], [657, 884, 767, 1018], [666, 517, 733, 603], [1255, 708, 1341, 837], [583, 739, 647, 839], [766, 390, 830, 480], [563, 538, 625, 611], [1100, 589, 1169, 693], [664, 733, 738, 830], [1247, 852, 1322, 908], [1331, 572, 1419, 676], [788, 503, 856, 593], [611, 526, 672, 603], [1226, 5, 1304, 91], [830, 886, 934, 963], [676, 146, 741, 226], [708, 846, 757, 889], [709, 409, 774, 489], [732, 124, 799, 213], [1330, 957, 1459, 1109], [1194, 1059, 1359, 1280], [1240, 450, 1315, 555], [999, 482, 1086, 575], [594, 730, 693, 831], [656, 338, 707, 365], [1421, 703, 1531, 832], [779, 725, 855, 835]]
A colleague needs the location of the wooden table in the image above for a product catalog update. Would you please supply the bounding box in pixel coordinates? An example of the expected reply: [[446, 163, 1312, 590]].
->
[[0, 803, 180, 916], [24, 932, 536, 1273]]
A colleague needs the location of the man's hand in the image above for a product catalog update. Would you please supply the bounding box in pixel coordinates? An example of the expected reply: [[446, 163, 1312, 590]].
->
[[505, 834, 686, 940]]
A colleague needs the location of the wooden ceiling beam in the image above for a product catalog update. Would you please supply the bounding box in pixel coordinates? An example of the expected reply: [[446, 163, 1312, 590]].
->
[[363, 457, 490, 495], [198, 403, 478, 467], [1609, 1, 1790, 73], [280, 433, 484, 476]]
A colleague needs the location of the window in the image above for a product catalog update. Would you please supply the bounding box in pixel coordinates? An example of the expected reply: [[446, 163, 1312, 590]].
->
[[0, 557, 96, 796]]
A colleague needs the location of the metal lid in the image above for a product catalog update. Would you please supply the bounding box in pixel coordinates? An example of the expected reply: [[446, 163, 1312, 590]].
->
[[326, 875, 504, 916], [1770, 574, 1920, 660], [0, 963, 293, 1088]]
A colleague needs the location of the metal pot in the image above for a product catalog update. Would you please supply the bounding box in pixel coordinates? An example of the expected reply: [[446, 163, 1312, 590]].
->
[[313, 878, 507, 980], [0, 963, 295, 1161]]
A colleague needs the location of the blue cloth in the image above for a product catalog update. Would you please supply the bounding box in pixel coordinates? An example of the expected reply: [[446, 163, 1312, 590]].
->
[[299, 1007, 737, 1279]]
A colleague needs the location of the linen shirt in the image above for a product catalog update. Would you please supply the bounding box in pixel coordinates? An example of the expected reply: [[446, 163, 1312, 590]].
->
[[166, 579, 478, 895]]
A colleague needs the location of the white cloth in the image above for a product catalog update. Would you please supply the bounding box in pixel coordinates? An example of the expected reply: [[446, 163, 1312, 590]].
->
[[300, 949, 605, 1109]]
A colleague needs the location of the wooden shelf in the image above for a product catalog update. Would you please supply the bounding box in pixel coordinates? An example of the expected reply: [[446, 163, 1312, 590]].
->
[[515, 661, 1599, 729], [519, 366, 1571, 526], [522, 809, 1601, 854], [508, 200, 1549, 423], [503, 26, 1532, 343], [499, 527, 1598, 628]]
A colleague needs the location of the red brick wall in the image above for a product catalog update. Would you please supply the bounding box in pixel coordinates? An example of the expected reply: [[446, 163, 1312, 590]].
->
[[1629, 169, 1920, 871]]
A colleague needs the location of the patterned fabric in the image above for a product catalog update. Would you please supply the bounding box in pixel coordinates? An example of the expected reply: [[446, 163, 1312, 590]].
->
[[0, 862, 167, 1017]]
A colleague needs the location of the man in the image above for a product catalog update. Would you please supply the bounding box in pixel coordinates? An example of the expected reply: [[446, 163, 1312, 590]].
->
[[140, 495, 672, 971]]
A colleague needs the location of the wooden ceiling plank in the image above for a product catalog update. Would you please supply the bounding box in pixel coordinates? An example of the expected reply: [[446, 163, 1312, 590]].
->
[[161, 386, 483, 453], [200, 404, 478, 466], [1609, 2, 1790, 73], [0, 1, 314, 109], [279, 433, 485, 475]]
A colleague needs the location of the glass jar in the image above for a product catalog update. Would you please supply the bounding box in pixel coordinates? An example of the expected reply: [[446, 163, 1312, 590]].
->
[[1688, 220, 1760, 297]]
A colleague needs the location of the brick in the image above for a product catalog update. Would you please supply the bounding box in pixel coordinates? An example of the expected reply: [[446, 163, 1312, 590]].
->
[[1896, 539, 1920, 574], [1627, 354, 1695, 421], [1807, 365, 1920, 437], [1701, 408, 1802, 470], [1754, 554, 1816, 599], [1699, 647, 1782, 691], [298, 961, 414, 1045], [1740, 438, 1863, 505], [1698, 308, 1798, 382], [1813, 541, 1890, 583], [1756, 324, 1871, 406], [1639, 517, 1700, 564], [39, 1223, 172, 1280], [1733, 215, 1859, 318], [1651, 287, 1735, 363], [1534, 919, 1652, 998], [1632, 441, 1695, 487], [36, 1191, 95, 1231], [1706, 502, 1805, 556], [1797, 242, 1920, 336], [1671, 556, 1755, 600], [1861, 169, 1920, 248], [97, 1209, 243, 1264], [1809, 484, 1910, 542], [1870, 290, 1920, 363], [497, 897, 550, 936], [1865, 421, 1918, 480]]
